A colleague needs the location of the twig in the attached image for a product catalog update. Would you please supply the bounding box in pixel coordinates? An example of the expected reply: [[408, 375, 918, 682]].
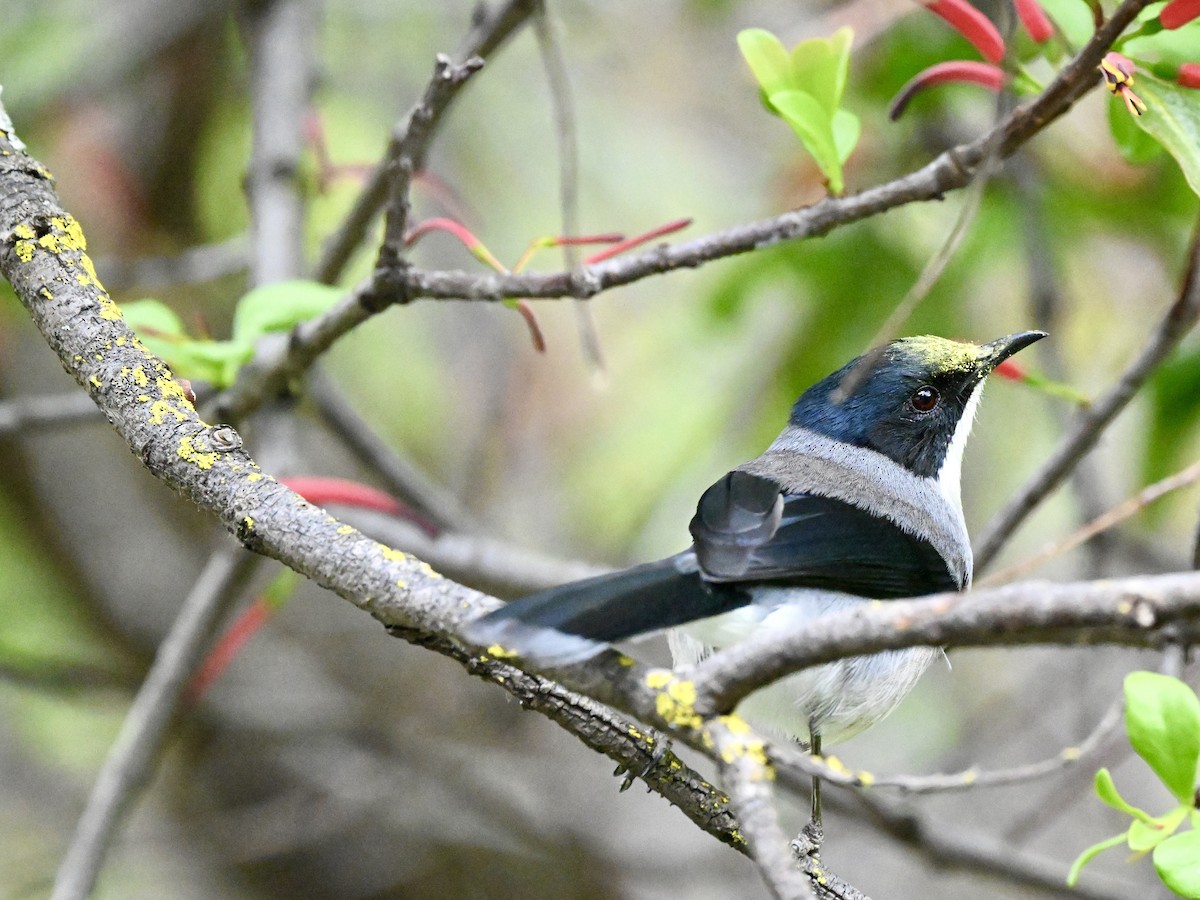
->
[[976, 213, 1200, 570], [312, 0, 536, 285], [855, 690, 1124, 794], [533, 0, 604, 374], [349, 510, 606, 595], [707, 719, 817, 899], [985, 458, 1200, 585], [51, 547, 258, 900]]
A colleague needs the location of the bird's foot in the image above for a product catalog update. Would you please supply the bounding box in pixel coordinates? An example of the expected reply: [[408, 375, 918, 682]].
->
[[614, 730, 673, 792], [790, 819, 824, 860]]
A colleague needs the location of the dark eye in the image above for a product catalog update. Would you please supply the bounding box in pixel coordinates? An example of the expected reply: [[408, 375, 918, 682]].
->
[[910, 386, 940, 412]]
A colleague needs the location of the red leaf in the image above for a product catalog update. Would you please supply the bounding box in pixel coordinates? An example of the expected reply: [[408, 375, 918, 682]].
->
[[584, 218, 692, 265], [889, 61, 1005, 120], [187, 599, 272, 702]]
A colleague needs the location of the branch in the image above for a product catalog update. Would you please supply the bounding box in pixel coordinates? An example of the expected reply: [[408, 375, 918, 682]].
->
[[51, 548, 258, 900], [976, 214, 1200, 570], [208, 0, 1154, 425], [690, 571, 1200, 718]]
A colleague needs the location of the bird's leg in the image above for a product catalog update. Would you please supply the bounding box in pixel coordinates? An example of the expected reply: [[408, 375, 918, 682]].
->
[[792, 725, 824, 858]]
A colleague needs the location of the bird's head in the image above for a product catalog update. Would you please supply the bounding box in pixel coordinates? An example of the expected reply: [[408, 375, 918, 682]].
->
[[790, 331, 1046, 479]]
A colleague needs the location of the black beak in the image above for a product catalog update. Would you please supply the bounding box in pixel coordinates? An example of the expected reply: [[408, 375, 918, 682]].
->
[[978, 330, 1047, 372]]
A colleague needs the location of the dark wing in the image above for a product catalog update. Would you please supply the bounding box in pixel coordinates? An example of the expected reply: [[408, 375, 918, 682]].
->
[[462, 555, 748, 664], [690, 470, 958, 599]]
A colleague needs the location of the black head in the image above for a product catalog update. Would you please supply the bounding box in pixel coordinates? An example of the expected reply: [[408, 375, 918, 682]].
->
[[789, 332, 1046, 478]]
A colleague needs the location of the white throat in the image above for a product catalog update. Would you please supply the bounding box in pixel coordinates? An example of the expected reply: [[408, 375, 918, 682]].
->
[[936, 381, 984, 520]]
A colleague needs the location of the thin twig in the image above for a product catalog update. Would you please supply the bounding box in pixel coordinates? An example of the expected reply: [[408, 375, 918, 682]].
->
[[857, 691, 1124, 793], [312, 0, 536, 285], [986, 458, 1200, 585], [708, 719, 816, 899], [51, 547, 258, 900], [94, 235, 248, 292], [976, 213, 1200, 571], [533, 0, 604, 374]]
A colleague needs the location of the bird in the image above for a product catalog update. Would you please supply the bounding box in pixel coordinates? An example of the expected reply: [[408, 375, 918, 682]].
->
[[465, 331, 1045, 821]]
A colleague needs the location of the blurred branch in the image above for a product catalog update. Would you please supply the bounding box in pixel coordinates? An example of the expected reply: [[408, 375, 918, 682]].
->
[[313, 0, 537, 285], [51, 547, 258, 900], [239, 0, 317, 287], [986, 458, 1200, 585], [977, 214, 1200, 571], [0, 391, 102, 434], [532, 0, 605, 374], [209, 0, 1153, 425], [307, 370, 475, 533], [95, 236, 248, 292]]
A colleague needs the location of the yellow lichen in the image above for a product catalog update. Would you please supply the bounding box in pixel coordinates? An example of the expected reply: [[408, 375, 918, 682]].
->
[[14, 241, 33, 262], [337, 524, 354, 535], [711, 715, 773, 774], [149, 399, 188, 425], [177, 435, 217, 469], [88, 375, 101, 388], [12, 224, 34, 240], [376, 544, 407, 563], [396, 579, 406, 589], [487, 643, 519, 660], [645, 671, 702, 730], [247, 473, 263, 483]]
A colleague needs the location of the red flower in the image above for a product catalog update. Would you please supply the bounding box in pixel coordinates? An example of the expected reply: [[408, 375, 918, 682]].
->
[[1160, 0, 1200, 28], [1179, 63, 1200, 89], [924, 0, 1005, 63], [889, 61, 1005, 120]]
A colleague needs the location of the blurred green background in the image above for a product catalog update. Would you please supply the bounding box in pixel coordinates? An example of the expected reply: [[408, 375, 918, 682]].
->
[[1, 1, 1198, 898]]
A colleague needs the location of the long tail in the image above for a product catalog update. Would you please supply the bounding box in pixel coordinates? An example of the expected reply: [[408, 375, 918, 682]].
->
[[462, 552, 747, 665]]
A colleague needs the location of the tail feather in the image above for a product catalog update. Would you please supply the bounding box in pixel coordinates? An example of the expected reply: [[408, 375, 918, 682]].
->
[[463, 553, 748, 665]]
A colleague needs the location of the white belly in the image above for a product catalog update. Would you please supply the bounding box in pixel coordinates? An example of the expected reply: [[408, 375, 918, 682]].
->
[[670, 589, 938, 746]]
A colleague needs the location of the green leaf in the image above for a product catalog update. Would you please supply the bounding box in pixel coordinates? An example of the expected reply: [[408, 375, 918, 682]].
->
[[121, 299, 188, 339], [231, 279, 343, 344], [769, 89, 843, 194], [1095, 768, 1154, 821], [1129, 806, 1189, 853], [787, 27, 853, 115], [1126, 672, 1200, 803], [1131, 74, 1200, 198], [1155, 829, 1200, 898], [737, 29, 792, 98], [832, 108, 861, 165], [1108, 91, 1166, 164], [1067, 832, 1130, 886]]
